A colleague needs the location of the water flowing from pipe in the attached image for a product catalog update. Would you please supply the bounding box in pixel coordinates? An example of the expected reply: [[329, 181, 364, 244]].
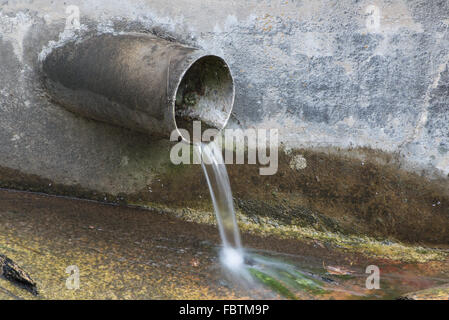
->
[[197, 141, 244, 272], [196, 140, 326, 298]]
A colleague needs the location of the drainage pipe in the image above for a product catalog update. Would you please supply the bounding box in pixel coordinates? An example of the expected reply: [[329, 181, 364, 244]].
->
[[42, 33, 235, 143]]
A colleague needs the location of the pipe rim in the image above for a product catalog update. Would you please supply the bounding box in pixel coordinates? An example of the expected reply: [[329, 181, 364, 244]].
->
[[171, 54, 235, 144]]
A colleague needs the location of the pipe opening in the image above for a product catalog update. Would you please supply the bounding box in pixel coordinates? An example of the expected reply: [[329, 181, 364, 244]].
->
[[174, 55, 234, 143]]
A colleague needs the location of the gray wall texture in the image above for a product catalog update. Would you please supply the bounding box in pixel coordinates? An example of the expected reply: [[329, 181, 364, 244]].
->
[[0, 0, 448, 199]]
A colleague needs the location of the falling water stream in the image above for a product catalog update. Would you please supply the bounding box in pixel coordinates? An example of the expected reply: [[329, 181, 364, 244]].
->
[[198, 142, 241, 249], [198, 142, 245, 272], [196, 141, 329, 299]]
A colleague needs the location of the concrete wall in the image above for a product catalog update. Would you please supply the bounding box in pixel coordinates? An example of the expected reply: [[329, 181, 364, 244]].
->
[[1, 1, 449, 242]]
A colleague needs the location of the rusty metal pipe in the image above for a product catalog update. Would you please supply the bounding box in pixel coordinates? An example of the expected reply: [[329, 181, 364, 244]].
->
[[42, 33, 235, 142]]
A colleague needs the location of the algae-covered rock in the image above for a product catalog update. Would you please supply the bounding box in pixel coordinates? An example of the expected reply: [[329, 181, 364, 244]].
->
[[248, 268, 298, 300]]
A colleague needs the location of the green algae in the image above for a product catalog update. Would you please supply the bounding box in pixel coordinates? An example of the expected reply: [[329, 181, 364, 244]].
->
[[248, 268, 297, 300], [277, 269, 327, 295]]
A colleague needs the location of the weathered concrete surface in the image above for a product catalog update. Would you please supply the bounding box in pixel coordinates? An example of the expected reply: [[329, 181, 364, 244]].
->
[[0, 1, 449, 243]]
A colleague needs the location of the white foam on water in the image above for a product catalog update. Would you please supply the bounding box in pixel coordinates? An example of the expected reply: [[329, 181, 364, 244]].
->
[[220, 247, 244, 272]]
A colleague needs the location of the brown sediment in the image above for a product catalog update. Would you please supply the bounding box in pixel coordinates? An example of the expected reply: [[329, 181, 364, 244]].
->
[[0, 189, 448, 300]]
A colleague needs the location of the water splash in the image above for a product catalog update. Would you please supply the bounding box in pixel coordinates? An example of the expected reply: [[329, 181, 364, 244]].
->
[[220, 247, 244, 272]]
